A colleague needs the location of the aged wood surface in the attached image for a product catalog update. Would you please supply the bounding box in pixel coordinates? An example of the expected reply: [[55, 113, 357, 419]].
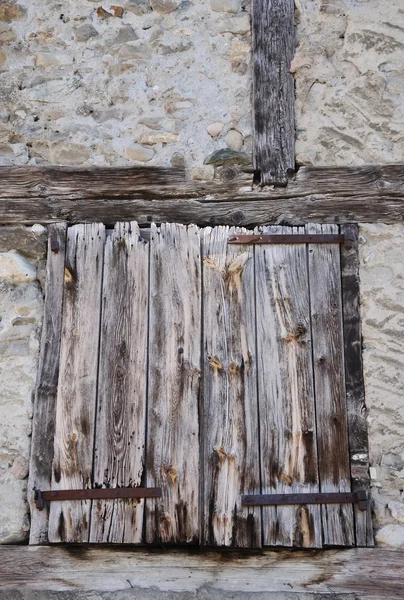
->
[[89, 223, 149, 543], [0, 547, 403, 599], [202, 227, 261, 547], [252, 0, 295, 185], [307, 224, 354, 546], [2, 165, 404, 225], [28, 223, 67, 545], [255, 226, 321, 547], [48, 224, 105, 543], [146, 223, 201, 544], [340, 224, 374, 547]]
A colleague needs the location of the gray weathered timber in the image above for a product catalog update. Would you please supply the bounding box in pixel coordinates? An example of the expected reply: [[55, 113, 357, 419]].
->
[[307, 224, 354, 546], [255, 226, 321, 548], [89, 223, 149, 543], [3, 165, 404, 226], [146, 223, 201, 544], [202, 227, 261, 548], [48, 224, 105, 543], [28, 223, 67, 545], [340, 224, 374, 547], [0, 547, 403, 599], [252, 0, 295, 185]]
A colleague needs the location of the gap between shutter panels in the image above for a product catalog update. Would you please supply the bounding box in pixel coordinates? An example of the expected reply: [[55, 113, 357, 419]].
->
[[30, 222, 371, 547]]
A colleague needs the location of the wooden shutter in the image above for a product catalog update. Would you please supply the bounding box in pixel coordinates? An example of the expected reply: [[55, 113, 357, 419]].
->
[[29, 222, 373, 547]]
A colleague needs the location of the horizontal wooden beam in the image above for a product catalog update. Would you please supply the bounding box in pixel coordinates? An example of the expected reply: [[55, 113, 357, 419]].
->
[[0, 546, 402, 598], [1, 165, 404, 226]]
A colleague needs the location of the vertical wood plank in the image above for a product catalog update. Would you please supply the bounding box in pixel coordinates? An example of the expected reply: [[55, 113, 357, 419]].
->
[[252, 0, 295, 186], [28, 223, 67, 545], [146, 223, 201, 544], [202, 226, 261, 548], [48, 223, 105, 543], [256, 226, 322, 548], [89, 222, 149, 543], [340, 224, 374, 547], [307, 223, 354, 546]]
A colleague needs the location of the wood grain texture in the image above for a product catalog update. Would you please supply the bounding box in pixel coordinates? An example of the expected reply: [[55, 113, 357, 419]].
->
[[3, 165, 404, 226], [1, 546, 404, 599], [255, 226, 321, 548], [202, 227, 261, 548], [146, 223, 201, 544], [307, 223, 354, 546], [48, 223, 105, 543], [340, 224, 374, 547], [252, 0, 295, 185], [28, 223, 67, 545], [89, 223, 149, 543]]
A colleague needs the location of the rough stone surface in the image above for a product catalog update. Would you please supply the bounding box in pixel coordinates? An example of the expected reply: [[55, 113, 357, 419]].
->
[[295, 0, 404, 165], [0, 0, 252, 170], [359, 224, 404, 545], [0, 227, 45, 544]]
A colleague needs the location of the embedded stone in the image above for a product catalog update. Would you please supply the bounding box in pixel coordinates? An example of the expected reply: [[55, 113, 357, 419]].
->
[[210, 0, 240, 13], [139, 132, 179, 145], [111, 5, 125, 17], [389, 501, 404, 523], [207, 122, 224, 138], [224, 128, 243, 151], [204, 148, 251, 166], [218, 14, 250, 34], [0, 4, 26, 22], [150, 0, 179, 13], [170, 153, 185, 168], [35, 53, 73, 68], [27, 78, 81, 103], [10, 456, 28, 480], [125, 144, 154, 162], [112, 25, 138, 44], [0, 52, 6, 68], [0, 252, 37, 284], [118, 43, 152, 60], [0, 25, 16, 42], [97, 7, 113, 18], [75, 24, 99, 42], [51, 143, 91, 165], [191, 165, 214, 180], [376, 524, 404, 548]]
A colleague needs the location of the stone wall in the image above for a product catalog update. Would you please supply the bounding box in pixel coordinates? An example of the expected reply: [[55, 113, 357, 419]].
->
[[0, 226, 46, 543], [0, 0, 252, 176], [294, 0, 404, 166], [359, 224, 404, 548]]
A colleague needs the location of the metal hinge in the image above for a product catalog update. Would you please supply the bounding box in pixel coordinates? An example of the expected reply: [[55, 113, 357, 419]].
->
[[241, 491, 367, 511], [228, 234, 349, 245], [34, 487, 162, 510]]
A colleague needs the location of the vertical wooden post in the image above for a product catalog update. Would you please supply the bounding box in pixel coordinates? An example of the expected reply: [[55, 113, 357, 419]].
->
[[252, 0, 295, 186], [340, 224, 374, 547], [28, 223, 67, 545]]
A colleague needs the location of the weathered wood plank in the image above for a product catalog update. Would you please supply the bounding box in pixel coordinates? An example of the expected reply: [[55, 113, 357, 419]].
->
[[48, 223, 105, 543], [340, 224, 374, 547], [89, 222, 149, 543], [1, 546, 404, 599], [2, 165, 404, 226], [252, 0, 295, 185], [146, 223, 201, 544], [255, 226, 321, 548], [307, 224, 354, 546], [202, 226, 261, 548], [28, 223, 67, 545]]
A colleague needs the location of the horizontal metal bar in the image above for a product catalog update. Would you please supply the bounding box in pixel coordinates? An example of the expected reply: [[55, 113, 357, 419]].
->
[[241, 491, 367, 510], [35, 487, 162, 510], [228, 234, 347, 245]]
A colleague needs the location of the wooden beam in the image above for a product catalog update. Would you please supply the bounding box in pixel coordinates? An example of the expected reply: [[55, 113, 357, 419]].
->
[[2, 165, 404, 226], [252, 0, 295, 185], [0, 546, 403, 598]]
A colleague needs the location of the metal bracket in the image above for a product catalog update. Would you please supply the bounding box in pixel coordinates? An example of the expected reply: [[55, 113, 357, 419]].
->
[[241, 490, 367, 511], [34, 487, 162, 511], [228, 234, 348, 245]]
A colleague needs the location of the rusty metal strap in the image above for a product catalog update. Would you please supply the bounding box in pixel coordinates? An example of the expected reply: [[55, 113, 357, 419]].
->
[[34, 487, 162, 510], [228, 234, 348, 245], [241, 491, 367, 511]]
